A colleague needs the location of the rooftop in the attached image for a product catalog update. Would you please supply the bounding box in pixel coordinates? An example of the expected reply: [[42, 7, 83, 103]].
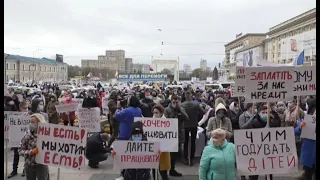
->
[[5, 54, 67, 65], [224, 33, 266, 47]]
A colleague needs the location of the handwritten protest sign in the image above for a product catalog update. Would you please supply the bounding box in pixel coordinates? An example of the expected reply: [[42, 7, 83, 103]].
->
[[245, 66, 294, 102], [134, 117, 178, 152], [234, 66, 245, 97], [102, 97, 109, 115], [113, 141, 160, 169], [4, 111, 25, 141], [301, 115, 316, 140], [8, 114, 30, 147], [230, 84, 236, 97], [77, 107, 101, 132], [55, 103, 79, 113], [35, 123, 87, 170], [234, 127, 298, 175], [293, 66, 316, 96]]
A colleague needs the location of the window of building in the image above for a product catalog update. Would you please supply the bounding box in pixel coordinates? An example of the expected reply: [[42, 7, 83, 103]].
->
[[13, 64, 15, 70], [50, 67, 52, 72], [289, 31, 293, 36], [272, 45, 275, 50], [45, 67, 46, 71], [23, 65, 25, 70], [278, 36, 280, 41], [6, 63, 8, 70], [54, 67, 55, 72], [278, 52, 280, 57], [23, 77, 24, 81], [273, 54, 275, 58], [6, 75, 8, 81], [13, 75, 15, 81], [312, 55, 316, 61]]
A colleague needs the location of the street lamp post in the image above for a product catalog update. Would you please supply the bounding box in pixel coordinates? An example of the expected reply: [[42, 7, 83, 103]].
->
[[32, 49, 41, 83]]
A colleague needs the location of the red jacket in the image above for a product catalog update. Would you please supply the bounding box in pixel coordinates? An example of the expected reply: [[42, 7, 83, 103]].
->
[[60, 96, 76, 121]]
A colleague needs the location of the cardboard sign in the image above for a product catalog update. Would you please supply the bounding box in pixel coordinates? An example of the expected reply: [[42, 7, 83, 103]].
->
[[77, 107, 101, 132], [113, 141, 160, 169], [35, 123, 87, 170], [293, 66, 316, 96], [234, 66, 245, 97], [8, 114, 30, 147], [102, 97, 109, 115], [55, 103, 79, 113], [301, 115, 316, 140], [234, 127, 298, 175], [134, 117, 179, 152], [4, 111, 25, 141], [245, 66, 294, 102]]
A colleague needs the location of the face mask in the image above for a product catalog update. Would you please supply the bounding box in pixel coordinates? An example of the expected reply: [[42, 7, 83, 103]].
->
[[51, 99, 55, 101], [66, 97, 70, 100], [153, 114, 162, 118], [132, 135, 142, 141], [216, 114, 225, 119], [171, 104, 177, 108], [233, 107, 240, 113], [288, 103, 294, 109], [152, 94, 157, 97], [277, 107, 285, 113], [29, 123, 37, 133], [8, 101, 15, 105], [260, 114, 267, 120], [38, 105, 44, 111]]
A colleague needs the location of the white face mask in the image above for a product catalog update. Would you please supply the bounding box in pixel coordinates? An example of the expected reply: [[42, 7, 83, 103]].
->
[[38, 105, 44, 111], [8, 101, 15, 105], [153, 114, 162, 118]]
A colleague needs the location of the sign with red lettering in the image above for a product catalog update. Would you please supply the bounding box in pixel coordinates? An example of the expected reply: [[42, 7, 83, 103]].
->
[[134, 117, 178, 152], [113, 141, 160, 169], [77, 107, 101, 132], [234, 127, 298, 175], [35, 123, 87, 170], [293, 66, 316, 96], [245, 66, 294, 102], [8, 114, 30, 147], [301, 115, 316, 140], [234, 66, 245, 97]]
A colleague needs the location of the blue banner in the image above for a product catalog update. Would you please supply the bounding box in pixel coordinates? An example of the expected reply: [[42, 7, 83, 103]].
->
[[117, 73, 168, 81]]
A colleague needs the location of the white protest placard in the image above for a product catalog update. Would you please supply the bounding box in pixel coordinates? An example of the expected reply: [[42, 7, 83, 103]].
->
[[245, 66, 294, 102], [234, 66, 245, 97], [35, 123, 87, 170], [293, 66, 316, 96], [234, 127, 298, 175], [8, 114, 30, 147], [77, 107, 101, 132], [206, 77, 213, 82], [301, 115, 316, 140], [134, 117, 178, 152], [55, 103, 79, 113], [230, 84, 236, 97], [4, 111, 25, 141], [102, 97, 109, 115], [113, 141, 160, 169]]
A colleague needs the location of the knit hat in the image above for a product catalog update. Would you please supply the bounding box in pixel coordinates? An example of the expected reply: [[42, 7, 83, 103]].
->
[[131, 121, 144, 135]]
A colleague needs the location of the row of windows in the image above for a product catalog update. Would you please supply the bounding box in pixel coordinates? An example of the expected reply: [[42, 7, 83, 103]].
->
[[272, 22, 316, 42], [6, 63, 67, 72], [6, 76, 67, 82]]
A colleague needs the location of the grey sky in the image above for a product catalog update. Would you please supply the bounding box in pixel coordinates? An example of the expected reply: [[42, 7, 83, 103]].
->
[[4, 0, 316, 69]]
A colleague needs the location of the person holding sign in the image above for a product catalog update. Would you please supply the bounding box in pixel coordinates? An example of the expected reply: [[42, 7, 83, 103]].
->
[[294, 98, 316, 180], [19, 113, 49, 180], [199, 128, 236, 180], [60, 93, 76, 126]]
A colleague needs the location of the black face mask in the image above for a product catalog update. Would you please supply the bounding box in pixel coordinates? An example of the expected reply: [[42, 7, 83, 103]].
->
[[152, 94, 157, 97]]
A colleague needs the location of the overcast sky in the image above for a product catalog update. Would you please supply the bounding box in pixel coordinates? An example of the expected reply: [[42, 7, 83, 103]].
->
[[4, 0, 316, 69]]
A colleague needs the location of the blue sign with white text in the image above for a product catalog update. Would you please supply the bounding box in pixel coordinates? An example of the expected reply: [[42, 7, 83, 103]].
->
[[117, 73, 168, 81]]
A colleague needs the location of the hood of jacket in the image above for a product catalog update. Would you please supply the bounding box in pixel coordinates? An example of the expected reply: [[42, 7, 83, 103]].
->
[[215, 97, 226, 108], [215, 103, 227, 114]]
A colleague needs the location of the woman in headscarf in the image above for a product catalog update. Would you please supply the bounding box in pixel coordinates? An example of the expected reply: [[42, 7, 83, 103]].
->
[[46, 94, 59, 124], [151, 104, 170, 180], [29, 99, 44, 115], [282, 98, 305, 127], [199, 128, 236, 180], [19, 113, 49, 180]]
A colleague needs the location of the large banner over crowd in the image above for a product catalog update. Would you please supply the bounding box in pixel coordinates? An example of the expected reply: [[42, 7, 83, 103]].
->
[[117, 73, 168, 81]]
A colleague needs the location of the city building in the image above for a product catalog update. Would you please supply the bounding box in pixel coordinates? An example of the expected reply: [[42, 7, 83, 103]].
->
[[183, 64, 192, 74], [4, 53, 68, 83], [206, 67, 211, 71], [200, 59, 207, 70], [125, 58, 133, 73], [81, 50, 126, 72], [234, 40, 266, 67], [266, 8, 316, 65], [151, 59, 179, 81], [224, 33, 266, 70], [132, 63, 150, 73]]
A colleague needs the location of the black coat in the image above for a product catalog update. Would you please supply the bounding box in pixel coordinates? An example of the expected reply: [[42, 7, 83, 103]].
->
[[82, 97, 99, 108], [85, 133, 107, 158]]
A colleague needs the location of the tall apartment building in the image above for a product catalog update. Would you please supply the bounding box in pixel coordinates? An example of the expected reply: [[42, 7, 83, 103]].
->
[[183, 64, 192, 74], [200, 59, 207, 70], [266, 8, 316, 65], [81, 50, 126, 72], [125, 58, 133, 73]]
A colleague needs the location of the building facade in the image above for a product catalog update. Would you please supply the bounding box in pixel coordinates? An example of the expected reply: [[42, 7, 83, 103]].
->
[[132, 63, 150, 73], [125, 58, 133, 73], [200, 59, 207, 70], [81, 50, 126, 72], [266, 8, 316, 65], [4, 53, 68, 83], [224, 33, 266, 70], [151, 59, 179, 81], [183, 64, 192, 74]]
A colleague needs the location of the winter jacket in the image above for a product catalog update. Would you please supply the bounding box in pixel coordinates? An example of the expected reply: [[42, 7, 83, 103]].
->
[[181, 100, 205, 128], [199, 138, 236, 180], [114, 106, 142, 139], [294, 120, 316, 168], [239, 111, 266, 129], [164, 103, 189, 144], [82, 96, 99, 108], [206, 103, 233, 139], [85, 132, 108, 158]]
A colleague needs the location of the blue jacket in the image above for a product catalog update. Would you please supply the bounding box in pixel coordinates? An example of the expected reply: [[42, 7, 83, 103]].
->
[[114, 106, 142, 139], [294, 120, 316, 168], [199, 138, 236, 180]]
